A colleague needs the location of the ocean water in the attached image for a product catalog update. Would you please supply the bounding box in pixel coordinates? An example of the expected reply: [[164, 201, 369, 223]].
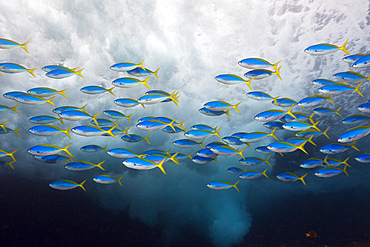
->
[[1, 1, 370, 247]]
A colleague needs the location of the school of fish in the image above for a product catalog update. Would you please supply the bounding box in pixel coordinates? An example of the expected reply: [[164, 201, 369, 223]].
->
[[1, 38, 369, 192]]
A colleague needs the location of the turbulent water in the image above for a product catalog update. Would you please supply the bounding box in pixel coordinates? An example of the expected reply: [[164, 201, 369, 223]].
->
[[1, 1, 370, 246]]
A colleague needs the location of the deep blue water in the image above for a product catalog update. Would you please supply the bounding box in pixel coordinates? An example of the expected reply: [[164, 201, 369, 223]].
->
[[2, 171, 370, 247]]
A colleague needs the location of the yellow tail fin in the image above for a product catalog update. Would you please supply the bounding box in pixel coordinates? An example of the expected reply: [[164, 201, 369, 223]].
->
[[339, 39, 350, 55], [107, 87, 115, 96], [59, 88, 69, 98], [47, 96, 56, 106], [21, 40, 31, 54], [11, 105, 20, 113], [141, 76, 151, 89], [75, 68, 85, 78], [153, 67, 160, 79], [28, 68, 38, 78], [79, 179, 87, 191]]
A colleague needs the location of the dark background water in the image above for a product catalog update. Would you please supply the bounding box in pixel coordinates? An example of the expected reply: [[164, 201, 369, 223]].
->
[[2, 172, 370, 247]]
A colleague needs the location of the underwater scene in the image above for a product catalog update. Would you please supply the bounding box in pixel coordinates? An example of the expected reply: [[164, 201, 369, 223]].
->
[[2, 1, 370, 246]]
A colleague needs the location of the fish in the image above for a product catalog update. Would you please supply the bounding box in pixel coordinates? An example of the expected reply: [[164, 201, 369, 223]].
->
[[0, 104, 20, 113], [333, 71, 369, 83], [110, 59, 145, 72], [304, 39, 349, 55], [192, 155, 219, 164], [272, 97, 297, 107], [52, 104, 88, 114], [297, 94, 334, 109], [313, 107, 342, 117], [318, 82, 363, 97], [0, 127, 21, 137], [0, 62, 38, 77], [238, 58, 281, 70], [300, 158, 326, 169], [244, 66, 282, 81], [227, 167, 247, 175], [255, 146, 274, 155], [184, 127, 222, 140], [29, 125, 73, 139], [323, 156, 351, 168], [27, 87, 68, 98], [203, 101, 242, 113], [99, 126, 131, 137], [0, 38, 31, 53], [0, 160, 15, 169], [59, 111, 100, 126], [254, 105, 296, 122], [80, 145, 108, 153], [199, 107, 231, 118], [103, 110, 132, 123], [80, 86, 115, 96], [239, 155, 272, 167], [137, 90, 180, 107], [196, 148, 218, 158], [284, 136, 316, 147], [314, 165, 349, 177], [319, 141, 359, 154], [246, 91, 279, 105], [107, 148, 144, 159], [0, 149, 18, 162], [357, 102, 370, 112], [71, 126, 116, 138], [121, 133, 151, 144], [34, 154, 75, 164], [215, 74, 254, 90], [46, 68, 84, 79], [337, 126, 370, 143], [14, 94, 56, 106], [137, 116, 155, 123], [222, 136, 245, 145], [90, 118, 118, 127], [205, 141, 226, 149], [342, 114, 370, 124], [127, 67, 160, 79], [276, 172, 308, 186], [305, 231, 319, 239], [342, 53, 368, 64], [65, 160, 105, 171], [42, 65, 79, 72], [112, 76, 151, 89], [267, 141, 308, 155], [210, 145, 248, 159], [280, 112, 309, 122], [49, 179, 87, 191], [27, 143, 73, 156], [239, 168, 269, 179], [238, 128, 278, 143], [93, 175, 123, 186], [3, 91, 28, 100], [140, 152, 179, 165], [114, 98, 144, 109], [352, 54, 370, 68], [137, 118, 180, 132], [170, 152, 192, 160], [206, 180, 240, 192], [161, 125, 185, 133], [172, 139, 204, 148], [295, 127, 330, 139], [312, 79, 341, 86], [190, 124, 217, 132], [282, 119, 321, 132], [122, 157, 167, 174], [354, 153, 370, 163]]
